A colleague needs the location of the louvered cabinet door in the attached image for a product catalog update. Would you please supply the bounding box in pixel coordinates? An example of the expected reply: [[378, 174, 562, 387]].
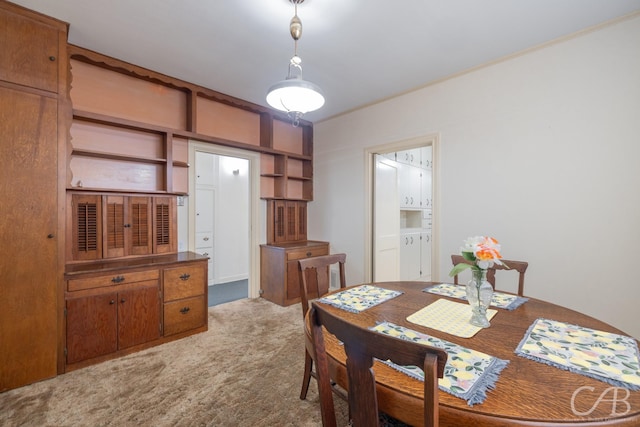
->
[[153, 196, 176, 254], [104, 195, 152, 258], [104, 195, 126, 258], [69, 193, 175, 261], [71, 194, 103, 260], [128, 196, 152, 256], [267, 200, 308, 243]]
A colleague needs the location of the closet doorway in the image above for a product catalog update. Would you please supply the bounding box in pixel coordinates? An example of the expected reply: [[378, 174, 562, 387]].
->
[[188, 141, 261, 305]]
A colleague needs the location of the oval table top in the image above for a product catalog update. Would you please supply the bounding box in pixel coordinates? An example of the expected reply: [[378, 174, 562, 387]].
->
[[307, 281, 640, 427]]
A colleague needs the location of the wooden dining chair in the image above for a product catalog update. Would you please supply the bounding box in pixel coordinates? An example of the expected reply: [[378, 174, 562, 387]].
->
[[451, 254, 529, 296], [298, 253, 347, 400], [310, 301, 448, 427]]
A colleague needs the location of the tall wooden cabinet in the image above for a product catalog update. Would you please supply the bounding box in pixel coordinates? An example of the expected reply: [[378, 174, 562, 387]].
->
[[261, 199, 328, 306], [0, 2, 68, 391]]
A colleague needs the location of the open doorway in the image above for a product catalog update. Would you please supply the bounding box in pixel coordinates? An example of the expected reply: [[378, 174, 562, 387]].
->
[[365, 135, 439, 283], [187, 141, 262, 306]]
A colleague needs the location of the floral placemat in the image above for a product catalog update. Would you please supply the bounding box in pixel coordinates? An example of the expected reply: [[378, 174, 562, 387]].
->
[[515, 318, 640, 390], [423, 283, 528, 310], [407, 299, 497, 338], [317, 285, 403, 313], [371, 321, 509, 406]]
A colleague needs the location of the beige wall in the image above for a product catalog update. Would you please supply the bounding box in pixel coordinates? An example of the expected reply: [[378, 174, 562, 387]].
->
[[310, 13, 640, 339]]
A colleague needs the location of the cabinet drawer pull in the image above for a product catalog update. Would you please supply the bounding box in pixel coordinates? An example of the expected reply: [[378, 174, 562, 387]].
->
[[109, 300, 115, 305], [179, 273, 191, 281], [180, 307, 191, 314], [111, 276, 125, 283], [203, 236, 210, 241], [306, 252, 312, 257], [120, 298, 126, 304]]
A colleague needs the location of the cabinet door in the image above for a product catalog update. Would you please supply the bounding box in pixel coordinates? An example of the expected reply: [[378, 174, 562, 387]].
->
[[421, 168, 432, 209], [294, 202, 307, 241], [104, 196, 152, 258], [420, 231, 432, 280], [399, 164, 421, 209], [104, 195, 126, 258], [396, 148, 421, 166], [118, 283, 161, 349], [71, 194, 103, 260], [285, 201, 300, 241], [154, 196, 176, 254], [1, 86, 59, 389], [66, 293, 118, 364], [271, 200, 287, 243], [129, 196, 153, 256], [400, 232, 421, 281], [195, 151, 217, 186], [0, 6, 59, 92]]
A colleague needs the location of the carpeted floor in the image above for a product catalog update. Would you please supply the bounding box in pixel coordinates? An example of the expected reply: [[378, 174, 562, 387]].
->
[[0, 298, 349, 426]]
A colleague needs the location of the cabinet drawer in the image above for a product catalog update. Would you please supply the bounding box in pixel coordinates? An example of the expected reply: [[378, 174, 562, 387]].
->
[[195, 232, 213, 249], [163, 295, 206, 336], [164, 264, 205, 302], [68, 269, 160, 292], [286, 246, 328, 261]]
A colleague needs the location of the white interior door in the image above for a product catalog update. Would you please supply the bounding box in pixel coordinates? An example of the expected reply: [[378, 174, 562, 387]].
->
[[373, 155, 400, 281]]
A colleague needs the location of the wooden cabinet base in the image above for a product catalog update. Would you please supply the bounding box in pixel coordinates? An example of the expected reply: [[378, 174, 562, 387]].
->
[[260, 241, 329, 306], [64, 252, 208, 372]]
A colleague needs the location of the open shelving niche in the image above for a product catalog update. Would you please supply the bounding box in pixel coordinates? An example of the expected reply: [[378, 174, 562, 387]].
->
[[260, 119, 314, 201], [67, 52, 314, 201]]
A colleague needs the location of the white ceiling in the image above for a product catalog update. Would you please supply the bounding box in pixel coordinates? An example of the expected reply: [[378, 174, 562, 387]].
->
[[10, 0, 640, 123]]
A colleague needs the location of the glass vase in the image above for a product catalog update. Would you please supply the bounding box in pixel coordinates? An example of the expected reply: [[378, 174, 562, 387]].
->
[[465, 268, 493, 328]]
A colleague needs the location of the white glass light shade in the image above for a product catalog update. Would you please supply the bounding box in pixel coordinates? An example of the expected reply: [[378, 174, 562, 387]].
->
[[266, 78, 325, 114]]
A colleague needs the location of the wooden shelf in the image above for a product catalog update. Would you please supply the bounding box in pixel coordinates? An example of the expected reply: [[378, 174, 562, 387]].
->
[[72, 148, 167, 165], [65, 186, 187, 196], [73, 109, 169, 134]]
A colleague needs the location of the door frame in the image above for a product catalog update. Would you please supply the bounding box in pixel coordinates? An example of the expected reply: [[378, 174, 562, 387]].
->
[[364, 133, 440, 283], [188, 141, 262, 298]]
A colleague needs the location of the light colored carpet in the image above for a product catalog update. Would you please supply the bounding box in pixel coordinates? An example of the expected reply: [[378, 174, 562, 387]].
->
[[0, 298, 349, 426]]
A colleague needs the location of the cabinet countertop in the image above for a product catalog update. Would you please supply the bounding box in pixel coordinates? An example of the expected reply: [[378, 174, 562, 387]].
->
[[65, 252, 208, 277], [260, 240, 328, 250]]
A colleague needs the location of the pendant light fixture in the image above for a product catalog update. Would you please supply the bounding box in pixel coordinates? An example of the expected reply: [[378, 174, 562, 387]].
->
[[266, 0, 324, 126]]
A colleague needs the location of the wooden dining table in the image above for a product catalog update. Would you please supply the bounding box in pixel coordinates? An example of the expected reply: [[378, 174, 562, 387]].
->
[[306, 281, 640, 426]]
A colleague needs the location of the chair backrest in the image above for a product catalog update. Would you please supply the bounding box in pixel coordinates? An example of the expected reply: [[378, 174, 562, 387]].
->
[[451, 254, 529, 296], [298, 253, 346, 318], [310, 302, 447, 427]]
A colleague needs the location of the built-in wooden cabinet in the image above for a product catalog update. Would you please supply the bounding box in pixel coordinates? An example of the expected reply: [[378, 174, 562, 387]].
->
[[260, 241, 329, 306], [0, 1, 67, 392], [2, 1, 318, 391], [64, 253, 207, 370]]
